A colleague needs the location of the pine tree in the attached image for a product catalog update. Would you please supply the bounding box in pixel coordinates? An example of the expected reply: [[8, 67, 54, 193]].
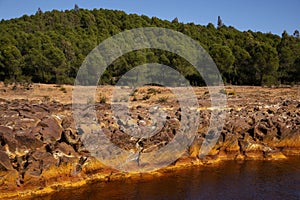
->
[[74, 4, 80, 12], [36, 8, 43, 15], [172, 17, 179, 23], [217, 16, 223, 29], [293, 30, 299, 39]]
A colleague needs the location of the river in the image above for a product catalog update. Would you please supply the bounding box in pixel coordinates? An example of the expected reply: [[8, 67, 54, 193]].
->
[[36, 157, 300, 200]]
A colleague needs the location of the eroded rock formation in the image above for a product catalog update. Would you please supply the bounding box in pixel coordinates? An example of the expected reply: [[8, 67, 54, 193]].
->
[[0, 86, 299, 197]]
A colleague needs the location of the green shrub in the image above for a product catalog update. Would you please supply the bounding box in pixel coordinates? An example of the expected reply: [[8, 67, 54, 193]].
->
[[142, 94, 151, 100], [219, 88, 227, 94], [227, 90, 236, 95], [158, 96, 168, 103], [3, 79, 11, 87], [99, 94, 107, 104], [43, 96, 50, 102], [59, 87, 67, 93], [147, 88, 160, 95], [262, 75, 279, 87]]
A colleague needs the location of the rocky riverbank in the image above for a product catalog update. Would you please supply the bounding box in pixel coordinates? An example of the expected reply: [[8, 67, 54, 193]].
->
[[0, 84, 299, 199]]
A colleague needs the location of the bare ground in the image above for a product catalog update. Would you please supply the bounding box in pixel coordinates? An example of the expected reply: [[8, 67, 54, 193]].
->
[[0, 83, 299, 199]]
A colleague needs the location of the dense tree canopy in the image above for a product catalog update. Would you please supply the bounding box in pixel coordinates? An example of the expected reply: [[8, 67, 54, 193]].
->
[[0, 8, 299, 86]]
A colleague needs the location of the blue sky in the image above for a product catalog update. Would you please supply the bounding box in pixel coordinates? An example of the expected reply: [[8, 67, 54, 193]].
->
[[0, 0, 299, 36]]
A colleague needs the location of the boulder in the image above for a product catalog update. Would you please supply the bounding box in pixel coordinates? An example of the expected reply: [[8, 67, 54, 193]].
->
[[15, 130, 43, 150], [254, 121, 278, 142], [0, 150, 13, 171], [39, 117, 63, 142], [220, 133, 240, 158], [239, 134, 265, 159], [54, 142, 76, 156], [61, 128, 79, 145], [0, 126, 18, 152], [265, 151, 287, 160]]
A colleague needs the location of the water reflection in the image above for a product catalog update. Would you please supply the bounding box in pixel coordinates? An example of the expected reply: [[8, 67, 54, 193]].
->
[[37, 157, 300, 200]]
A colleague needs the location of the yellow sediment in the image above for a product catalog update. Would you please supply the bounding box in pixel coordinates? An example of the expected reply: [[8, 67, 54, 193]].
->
[[0, 149, 294, 199], [0, 158, 206, 199]]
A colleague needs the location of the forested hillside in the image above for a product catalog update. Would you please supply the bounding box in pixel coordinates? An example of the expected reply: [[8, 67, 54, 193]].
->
[[0, 7, 299, 86]]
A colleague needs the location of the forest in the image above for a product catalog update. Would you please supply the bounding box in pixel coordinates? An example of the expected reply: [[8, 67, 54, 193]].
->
[[0, 6, 299, 86]]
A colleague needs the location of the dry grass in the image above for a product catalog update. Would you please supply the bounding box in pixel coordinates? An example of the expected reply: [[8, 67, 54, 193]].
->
[[1, 82, 298, 106]]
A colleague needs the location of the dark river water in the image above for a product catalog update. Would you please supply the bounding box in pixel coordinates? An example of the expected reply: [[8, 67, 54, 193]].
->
[[37, 157, 300, 200]]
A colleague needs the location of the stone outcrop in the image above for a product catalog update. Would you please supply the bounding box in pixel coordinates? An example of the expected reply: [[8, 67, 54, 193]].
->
[[0, 86, 299, 198]]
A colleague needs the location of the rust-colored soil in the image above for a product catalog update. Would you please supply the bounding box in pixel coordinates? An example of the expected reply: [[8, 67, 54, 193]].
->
[[0, 83, 299, 199]]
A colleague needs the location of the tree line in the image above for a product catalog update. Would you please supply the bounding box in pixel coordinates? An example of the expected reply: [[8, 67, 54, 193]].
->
[[0, 7, 299, 86]]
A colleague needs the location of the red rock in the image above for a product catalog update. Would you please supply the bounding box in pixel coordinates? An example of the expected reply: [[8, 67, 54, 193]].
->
[[15, 131, 43, 150], [0, 150, 13, 171], [0, 126, 18, 152], [39, 117, 63, 142], [55, 142, 76, 156]]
